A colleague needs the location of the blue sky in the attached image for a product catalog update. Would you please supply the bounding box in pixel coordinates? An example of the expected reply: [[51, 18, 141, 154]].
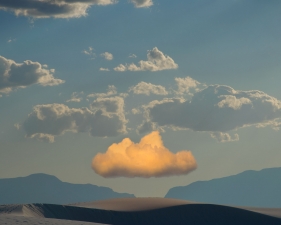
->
[[1, 0, 281, 197]]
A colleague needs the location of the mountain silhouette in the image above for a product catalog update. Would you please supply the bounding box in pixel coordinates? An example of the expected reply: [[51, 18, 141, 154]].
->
[[0, 173, 134, 204], [166, 167, 281, 208]]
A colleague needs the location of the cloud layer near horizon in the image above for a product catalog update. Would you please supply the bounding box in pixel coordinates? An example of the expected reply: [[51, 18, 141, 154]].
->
[[92, 131, 197, 178], [0, 56, 64, 94]]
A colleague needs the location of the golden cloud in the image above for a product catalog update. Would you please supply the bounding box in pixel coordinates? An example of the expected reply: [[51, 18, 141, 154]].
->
[[92, 131, 197, 178]]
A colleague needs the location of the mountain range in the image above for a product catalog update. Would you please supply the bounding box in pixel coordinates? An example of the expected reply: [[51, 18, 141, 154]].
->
[[0, 173, 134, 205], [165, 167, 281, 208]]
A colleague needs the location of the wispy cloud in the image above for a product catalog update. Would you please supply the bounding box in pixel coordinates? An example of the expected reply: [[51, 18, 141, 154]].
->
[[87, 85, 117, 98], [129, 81, 168, 96], [130, 0, 153, 8], [129, 54, 137, 58], [114, 47, 178, 72], [66, 92, 84, 103], [210, 132, 239, 143], [99, 67, 110, 71], [82, 47, 96, 59], [100, 52, 113, 61]]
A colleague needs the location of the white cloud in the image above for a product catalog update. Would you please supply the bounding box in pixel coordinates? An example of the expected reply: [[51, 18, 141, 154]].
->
[[114, 47, 178, 72], [175, 77, 202, 95], [129, 54, 137, 58], [0, 56, 64, 94], [31, 133, 55, 143], [114, 64, 127, 72], [145, 85, 281, 134], [87, 85, 117, 98], [217, 95, 252, 110], [91, 96, 125, 118], [130, 0, 153, 8], [210, 132, 239, 143], [92, 131, 197, 178], [129, 81, 168, 96], [99, 67, 110, 71], [132, 108, 141, 115], [23, 102, 127, 142], [0, 0, 117, 19], [100, 52, 113, 61]]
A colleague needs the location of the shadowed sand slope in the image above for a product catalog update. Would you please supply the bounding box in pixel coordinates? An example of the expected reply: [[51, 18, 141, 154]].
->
[[1, 199, 281, 225], [70, 198, 196, 211]]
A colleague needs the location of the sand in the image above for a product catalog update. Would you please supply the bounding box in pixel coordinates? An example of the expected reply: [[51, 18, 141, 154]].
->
[[0, 215, 108, 225], [1, 198, 281, 225], [70, 197, 196, 211]]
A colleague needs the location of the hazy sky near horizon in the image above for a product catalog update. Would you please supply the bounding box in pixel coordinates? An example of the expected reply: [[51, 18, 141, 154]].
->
[[1, 0, 281, 197]]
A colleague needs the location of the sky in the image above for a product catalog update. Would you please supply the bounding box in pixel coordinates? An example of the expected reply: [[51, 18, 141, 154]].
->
[[0, 0, 281, 197]]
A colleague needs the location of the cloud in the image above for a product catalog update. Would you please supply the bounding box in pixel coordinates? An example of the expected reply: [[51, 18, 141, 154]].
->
[[23, 101, 127, 142], [91, 96, 125, 117], [100, 52, 113, 61], [87, 85, 117, 98], [114, 47, 178, 72], [137, 121, 156, 134], [31, 133, 55, 143], [99, 67, 110, 71], [217, 95, 252, 110], [83, 47, 94, 55], [129, 81, 168, 96], [175, 76, 202, 95], [146, 85, 281, 133], [114, 64, 127, 72], [92, 131, 197, 178], [14, 123, 21, 130], [82, 47, 96, 59], [66, 92, 84, 102], [0, 56, 64, 94], [210, 132, 239, 143], [131, 108, 141, 115], [130, 0, 153, 8], [129, 54, 137, 58], [0, 0, 117, 19]]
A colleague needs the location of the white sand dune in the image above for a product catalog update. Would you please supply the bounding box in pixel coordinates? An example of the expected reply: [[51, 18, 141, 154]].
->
[[0, 215, 108, 225], [1, 198, 281, 225], [71, 197, 281, 219]]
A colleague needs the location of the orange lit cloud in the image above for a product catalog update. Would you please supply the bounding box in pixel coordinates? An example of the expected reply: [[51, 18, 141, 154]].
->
[[92, 131, 197, 178]]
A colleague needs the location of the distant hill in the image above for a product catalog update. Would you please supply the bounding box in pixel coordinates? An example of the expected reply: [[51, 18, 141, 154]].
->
[[0, 173, 134, 205], [165, 167, 281, 208]]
